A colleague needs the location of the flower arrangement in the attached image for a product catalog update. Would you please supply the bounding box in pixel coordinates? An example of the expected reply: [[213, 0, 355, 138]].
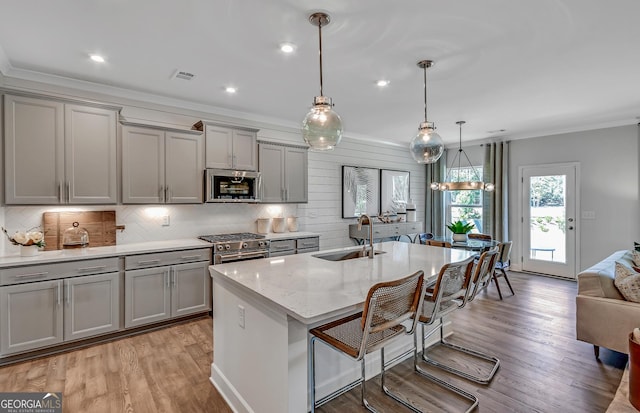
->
[[2, 227, 46, 248]]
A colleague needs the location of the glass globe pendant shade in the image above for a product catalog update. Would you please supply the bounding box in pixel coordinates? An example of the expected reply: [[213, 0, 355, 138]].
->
[[409, 122, 444, 164], [302, 96, 343, 151], [484, 182, 496, 192]]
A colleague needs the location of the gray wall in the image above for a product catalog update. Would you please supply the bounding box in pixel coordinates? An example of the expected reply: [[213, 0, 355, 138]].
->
[[508, 124, 639, 271]]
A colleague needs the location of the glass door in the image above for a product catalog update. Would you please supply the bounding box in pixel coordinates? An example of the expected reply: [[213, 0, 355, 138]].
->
[[521, 164, 578, 278]]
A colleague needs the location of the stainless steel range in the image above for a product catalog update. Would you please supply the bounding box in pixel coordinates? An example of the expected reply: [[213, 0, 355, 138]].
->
[[199, 232, 270, 264]]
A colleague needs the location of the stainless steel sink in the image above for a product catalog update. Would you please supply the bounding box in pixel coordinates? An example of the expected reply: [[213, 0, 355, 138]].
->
[[313, 249, 386, 261]]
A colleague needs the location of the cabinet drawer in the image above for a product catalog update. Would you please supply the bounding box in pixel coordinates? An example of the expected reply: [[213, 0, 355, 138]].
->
[[0, 257, 120, 286], [125, 248, 211, 270], [406, 223, 423, 233], [296, 237, 319, 249], [269, 239, 296, 253], [296, 247, 319, 255]]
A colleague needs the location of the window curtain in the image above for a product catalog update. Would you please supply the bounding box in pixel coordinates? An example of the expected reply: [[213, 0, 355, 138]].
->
[[483, 142, 509, 241], [425, 149, 447, 236]]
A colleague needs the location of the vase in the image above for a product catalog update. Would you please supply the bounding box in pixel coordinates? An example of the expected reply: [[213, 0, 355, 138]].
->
[[452, 233, 468, 243], [20, 245, 39, 257]]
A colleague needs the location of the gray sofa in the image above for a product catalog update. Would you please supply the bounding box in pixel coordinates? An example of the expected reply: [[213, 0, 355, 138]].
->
[[576, 250, 640, 357]]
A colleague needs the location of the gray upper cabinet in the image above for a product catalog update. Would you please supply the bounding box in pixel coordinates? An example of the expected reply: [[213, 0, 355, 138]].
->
[[4, 94, 118, 205], [205, 123, 258, 171], [122, 125, 204, 204], [259, 142, 308, 203]]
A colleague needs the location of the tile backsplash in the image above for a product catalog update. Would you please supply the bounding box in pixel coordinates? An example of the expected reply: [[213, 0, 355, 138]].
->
[[1, 204, 299, 254]]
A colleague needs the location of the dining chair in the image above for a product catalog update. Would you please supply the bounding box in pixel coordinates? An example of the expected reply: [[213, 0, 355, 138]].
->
[[414, 255, 479, 412], [493, 241, 515, 299], [309, 270, 426, 412], [421, 248, 501, 384], [418, 232, 434, 244], [468, 233, 492, 241], [426, 239, 452, 248]]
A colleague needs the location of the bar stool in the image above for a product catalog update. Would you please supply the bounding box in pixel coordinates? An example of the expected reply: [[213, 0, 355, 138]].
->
[[420, 248, 501, 384], [309, 270, 426, 412], [414, 255, 479, 411]]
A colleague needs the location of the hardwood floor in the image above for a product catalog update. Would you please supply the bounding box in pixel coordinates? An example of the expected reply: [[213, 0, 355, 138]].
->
[[0, 272, 626, 412]]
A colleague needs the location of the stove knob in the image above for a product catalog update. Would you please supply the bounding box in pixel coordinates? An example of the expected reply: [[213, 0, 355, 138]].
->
[[259, 241, 265, 248], [225, 244, 231, 250], [217, 245, 224, 251], [242, 242, 248, 249]]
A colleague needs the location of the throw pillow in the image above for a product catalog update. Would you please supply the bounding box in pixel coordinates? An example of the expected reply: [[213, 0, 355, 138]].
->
[[614, 261, 640, 303], [634, 250, 640, 268], [635, 241, 640, 252]]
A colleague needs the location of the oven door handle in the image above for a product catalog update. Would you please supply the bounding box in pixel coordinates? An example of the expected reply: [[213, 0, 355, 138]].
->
[[217, 251, 268, 263]]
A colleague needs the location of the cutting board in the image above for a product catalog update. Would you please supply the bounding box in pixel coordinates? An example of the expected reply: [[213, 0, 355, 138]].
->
[[43, 211, 117, 251]]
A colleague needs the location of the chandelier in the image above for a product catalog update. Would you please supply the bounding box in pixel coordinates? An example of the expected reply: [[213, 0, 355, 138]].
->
[[301, 12, 343, 151], [430, 121, 495, 191], [409, 60, 444, 164]]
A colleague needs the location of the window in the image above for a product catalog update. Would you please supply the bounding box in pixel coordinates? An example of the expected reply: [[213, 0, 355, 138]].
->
[[445, 166, 484, 233]]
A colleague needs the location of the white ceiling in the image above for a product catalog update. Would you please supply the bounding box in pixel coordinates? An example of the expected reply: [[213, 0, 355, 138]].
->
[[1, 0, 639, 146]]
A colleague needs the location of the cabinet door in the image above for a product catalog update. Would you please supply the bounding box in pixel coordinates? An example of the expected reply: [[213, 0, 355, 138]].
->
[[124, 267, 171, 328], [170, 262, 211, 317], [284, 147, 308, 203], [65, 105, 117, 204], [64, 272, 120, 341], [205, 125, 233, 169], [4, 94, 64, 204], [0, 280, 63, 355], [122, 126, 165, 203], [232, 130, 257, 171], [165, 131, 204, 203], [259, 144, 285, 202]]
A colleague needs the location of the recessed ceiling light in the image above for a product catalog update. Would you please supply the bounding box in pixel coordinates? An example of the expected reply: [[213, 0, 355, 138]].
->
[[89, 54, 105, 63], [376, 80, 390, 87], [280, 43, 295, 53], [225, 86, 237, 94]]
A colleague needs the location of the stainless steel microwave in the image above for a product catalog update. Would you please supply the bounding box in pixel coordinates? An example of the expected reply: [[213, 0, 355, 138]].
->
[[205, 169, 261, 203]]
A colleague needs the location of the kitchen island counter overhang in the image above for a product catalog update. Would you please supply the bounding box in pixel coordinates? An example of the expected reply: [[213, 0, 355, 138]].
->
[[208, 241, 475, 413]]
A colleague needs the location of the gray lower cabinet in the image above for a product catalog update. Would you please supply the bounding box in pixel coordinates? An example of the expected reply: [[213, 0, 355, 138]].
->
[[64, 272, 120, 341], [0, 271, 120, 356], [269, 236, 319, 257], [124, 261, 210, 328], [0, 279, 64, 355]]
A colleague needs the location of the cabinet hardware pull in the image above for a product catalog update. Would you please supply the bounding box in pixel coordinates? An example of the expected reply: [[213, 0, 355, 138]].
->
[[165, 186, 170, 202], [77, 265, 107, 272], [180, 255, 202, 260], [165, 271, 170, 288], [159, 186, 165, 203], [171, 268, 176, 287], [138, 259, 161, 265], [67, 181, 71, 203], [58, 181, 63, 203], [301, 242, 316, 247], [57, 283, 61, 306], [14, 271, 49, 279], [66, 283, 70, 305]]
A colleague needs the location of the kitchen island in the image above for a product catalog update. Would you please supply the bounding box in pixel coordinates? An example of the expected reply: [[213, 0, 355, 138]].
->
[[208, 241, 475, 413]]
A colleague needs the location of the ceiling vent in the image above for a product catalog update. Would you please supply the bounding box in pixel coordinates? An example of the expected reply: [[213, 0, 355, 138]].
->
[[172, 70, 195, 81]]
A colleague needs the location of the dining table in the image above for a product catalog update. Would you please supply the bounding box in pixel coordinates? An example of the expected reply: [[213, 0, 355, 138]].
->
[[432, 236, 499, 252]]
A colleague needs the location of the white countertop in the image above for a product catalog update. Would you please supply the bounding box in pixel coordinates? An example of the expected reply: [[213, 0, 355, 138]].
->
[[0, 239, 213, 268], [209, 241, 475, 325]]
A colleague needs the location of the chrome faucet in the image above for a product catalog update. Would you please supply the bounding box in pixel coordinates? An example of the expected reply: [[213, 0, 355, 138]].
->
[[357, 214, 375, 258]]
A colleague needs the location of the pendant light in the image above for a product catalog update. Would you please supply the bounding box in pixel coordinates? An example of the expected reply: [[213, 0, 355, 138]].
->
[[302, 12, 343, 151], [430, 121, 495, 191], [409, 60, 444, 163]]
